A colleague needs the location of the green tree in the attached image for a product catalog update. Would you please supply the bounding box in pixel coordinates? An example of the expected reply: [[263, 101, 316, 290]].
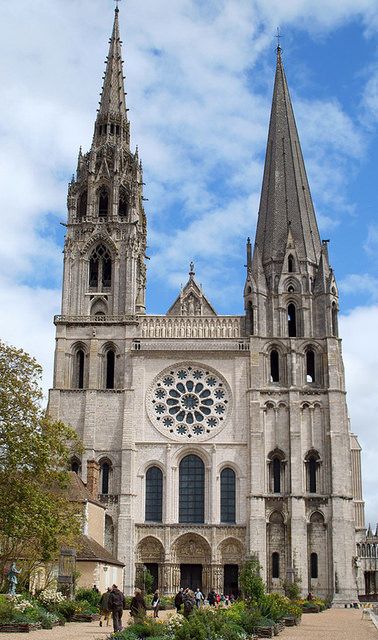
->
[[0, 340, 82, 590], [239, 555, 265, 605]]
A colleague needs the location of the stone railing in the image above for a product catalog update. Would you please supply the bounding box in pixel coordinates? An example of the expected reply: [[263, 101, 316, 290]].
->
[[98, 494, 119, 505], [133, 339, 249, 352], [54, 315, 138, 324], [140, 316, 244, 339]]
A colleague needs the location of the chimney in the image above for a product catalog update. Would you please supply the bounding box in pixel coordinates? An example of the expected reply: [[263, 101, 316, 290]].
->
[[87, 459, 100, 499]]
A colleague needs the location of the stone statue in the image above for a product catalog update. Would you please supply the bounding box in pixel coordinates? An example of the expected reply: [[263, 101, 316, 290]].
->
[[7, 562, 21, 596]]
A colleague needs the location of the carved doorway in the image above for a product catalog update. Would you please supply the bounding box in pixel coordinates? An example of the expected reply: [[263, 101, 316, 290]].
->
[[180, 564, 202, 590]]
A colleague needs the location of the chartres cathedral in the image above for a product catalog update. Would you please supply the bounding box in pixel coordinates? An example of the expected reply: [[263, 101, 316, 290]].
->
[[48, 8, 368, 602]]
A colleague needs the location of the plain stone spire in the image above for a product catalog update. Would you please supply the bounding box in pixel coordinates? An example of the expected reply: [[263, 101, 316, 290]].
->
[[254, 46, 322, 266]]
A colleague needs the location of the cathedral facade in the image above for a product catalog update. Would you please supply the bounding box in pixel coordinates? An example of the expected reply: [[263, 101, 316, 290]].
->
[[48, 9, 365, 602]]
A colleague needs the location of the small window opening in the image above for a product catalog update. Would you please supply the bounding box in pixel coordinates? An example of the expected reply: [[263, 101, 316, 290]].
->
[[119, 188, 128, 218], [103, 254, 112, 288], [310, 552, 318, 579], [288, 285, 294, 293], [331, 302, 338, 337], [308, 457, 317, 493], [98, 187, 109, 218], [247, 301, 254, 335], [89, 255, 99, 288], [273, 458, 281, 493], [71, 459, 80, 474], [306, 350, 315, 383], [106, 350, 115, 389], [116, 125, 120, 135], [76, 349, 84, 389], [78, 191, 87, 219], [110, 124, 115, 135], [101, 462, 110, 494], [272, 552, 280, 578], [288, 304, 297, 337], [270, 350, 279, 382], [288, 255, 294, 272]]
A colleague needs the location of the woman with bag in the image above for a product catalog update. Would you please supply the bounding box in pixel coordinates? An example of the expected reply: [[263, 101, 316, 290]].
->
[[151, 590, 160, 618]]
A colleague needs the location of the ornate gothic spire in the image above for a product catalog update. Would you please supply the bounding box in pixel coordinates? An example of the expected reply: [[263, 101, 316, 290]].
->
[[254, 46, 321, 267], [98, 7, 128, 120]]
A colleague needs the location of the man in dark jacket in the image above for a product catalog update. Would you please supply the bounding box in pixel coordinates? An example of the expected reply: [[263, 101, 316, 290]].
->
[[108, 584, 126, 633], [174, 588, 183, 613]]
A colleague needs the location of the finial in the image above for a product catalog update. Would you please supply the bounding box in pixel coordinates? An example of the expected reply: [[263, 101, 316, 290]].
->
[[189, 261, 195, 277], [114, 0, 121, 13], [275, 27, 282, 53]]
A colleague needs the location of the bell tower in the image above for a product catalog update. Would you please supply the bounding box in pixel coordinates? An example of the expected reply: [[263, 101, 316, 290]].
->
[[62, 6, 147, 319]]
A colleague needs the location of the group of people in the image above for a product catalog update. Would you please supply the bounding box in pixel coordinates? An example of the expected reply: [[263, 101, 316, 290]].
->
[[174, 587, 236, 616], [96, 583, 235, 632], [96, 585, 160, 633]]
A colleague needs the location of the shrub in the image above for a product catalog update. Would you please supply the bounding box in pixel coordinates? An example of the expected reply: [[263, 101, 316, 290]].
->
[[57, 599, 77, 621], [75, 587, 101, 608], [0, 597, 15, 624], [38, 589, 66, 610], [283, 580, 301, 601], [239, 556, 265, 605], [259, 593, 291, 622]]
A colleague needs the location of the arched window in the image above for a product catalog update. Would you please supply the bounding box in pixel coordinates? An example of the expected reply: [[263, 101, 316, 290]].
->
[[270, 350, 279, 382], [288, 254, 294, 272], [98, 187, 109, 218], [310, 552, 318, 579], [105, 349, 115, 389], [306, 349, 315, 383], [272, 552, 280, 578], [89, 244, 112, 290], [100, 461, 110, 495], [75, 349, 85, 389], [220, 468, 236, 523], [273, 457, 281, 493], [179, 455, 204, 524], [331, 302, 338, 337], [247, 301, 254, 335], [306, 453, 320, 493], [78, 190, 87, 219], [145, 466, 163, 522], [119, 188, 128, 218], [288, 304, 297, 337]]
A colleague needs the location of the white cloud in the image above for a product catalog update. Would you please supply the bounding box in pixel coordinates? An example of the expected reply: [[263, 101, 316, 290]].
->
[[340, 273, 378, 302], [341, 305, 378, 526]]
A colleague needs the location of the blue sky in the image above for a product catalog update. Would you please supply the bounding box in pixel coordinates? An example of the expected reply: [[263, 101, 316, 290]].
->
[[1, 0, 378, 524]]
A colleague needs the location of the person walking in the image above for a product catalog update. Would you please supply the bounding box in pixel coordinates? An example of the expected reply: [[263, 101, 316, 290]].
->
[[99, 587, 111, 627], [207, 589, 217, 607], [129, 588, 147, 622], [182, 588, 195, 618], [108, 584, 126, 633], [151, 590, 160, 618], [174, 588, 184, 613], [195, 588, 204, 608]]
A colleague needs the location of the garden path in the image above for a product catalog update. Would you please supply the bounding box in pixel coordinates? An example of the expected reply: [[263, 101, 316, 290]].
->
[[280, 608, 377, 640]]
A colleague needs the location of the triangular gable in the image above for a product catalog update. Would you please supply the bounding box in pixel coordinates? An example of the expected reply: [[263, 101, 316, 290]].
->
[[167, 264, 217, 316]]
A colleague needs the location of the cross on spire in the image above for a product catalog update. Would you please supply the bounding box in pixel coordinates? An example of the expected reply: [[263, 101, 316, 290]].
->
[[275, 27, 282, 52], [114, 0, 121, 12]]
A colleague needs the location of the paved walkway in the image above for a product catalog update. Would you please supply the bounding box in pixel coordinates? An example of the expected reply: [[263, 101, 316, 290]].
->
[[0, 608, 376, 640], [280, 608, 377, 640]]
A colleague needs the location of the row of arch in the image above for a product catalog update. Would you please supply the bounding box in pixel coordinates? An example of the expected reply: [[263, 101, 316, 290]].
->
[[146, 456, 236, 524], [267, 448, 321, 494], [73, 343, 116, 390], [246, 299, 338, 338], [77, 187, 129, 220], [269, 344, 319, 384]]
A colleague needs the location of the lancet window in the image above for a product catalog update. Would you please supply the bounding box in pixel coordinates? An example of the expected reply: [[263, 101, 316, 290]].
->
[[288, 303, 297, 337], [272, 552, 280, 578], [179, 455, 204, 524], [119, 187, 128, 218], [89, 244, 112, 290], [98, 187, 109, 218], [220, 467, 236, 523], [145, 466, 163, 522], [270, 350, 280, 382], [105, 348, 115, 389], [78, 190, 87, 219], [100, 460, 111, 495], [306, 349, 315, 383]]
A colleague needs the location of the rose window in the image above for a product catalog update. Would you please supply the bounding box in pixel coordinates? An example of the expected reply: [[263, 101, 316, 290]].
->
[[147, 364, 231, 439]]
